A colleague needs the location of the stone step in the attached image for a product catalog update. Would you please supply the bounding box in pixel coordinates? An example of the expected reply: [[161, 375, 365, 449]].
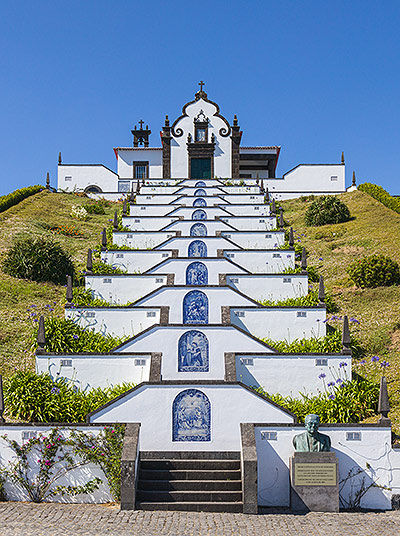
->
[[139, 479, 242, 491], [139, 468, 241, 481], [139, 459, 240, 471], [140, 451, 241, 460], [137, 501, 244, 513], [136, 490, 243, 503]]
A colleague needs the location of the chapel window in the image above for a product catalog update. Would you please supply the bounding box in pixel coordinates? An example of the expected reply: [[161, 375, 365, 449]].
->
[[133, 161, 149, 179]]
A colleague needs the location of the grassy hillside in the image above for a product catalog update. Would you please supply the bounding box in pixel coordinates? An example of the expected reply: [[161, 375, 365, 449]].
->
[[0, 188, 399, 428], [0, 190, 117, 377], [281, 190, 400, 429]]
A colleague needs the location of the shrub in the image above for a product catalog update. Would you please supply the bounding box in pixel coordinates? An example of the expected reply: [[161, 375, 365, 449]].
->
[[70, 205, 89, 221], [358, 182, 400, 214], [347, 254, 400, 288], [71, 287, 132, 307], [4, 370, 134, 422], [305, 195, 351, 226], [261, 329, 363, 359], [259, 289, 339, 314], [3, 236, 74, 284], [83, 202, 106, 215], [32, 317, 126, 353], [46, 224, 85, 238], [256, 376, 379, 423], [0, 185, 43, 213], [92, 260, 127, 275]]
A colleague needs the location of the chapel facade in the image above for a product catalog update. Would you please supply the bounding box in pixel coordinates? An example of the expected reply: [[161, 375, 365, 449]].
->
[[57, 83, 346, 199]]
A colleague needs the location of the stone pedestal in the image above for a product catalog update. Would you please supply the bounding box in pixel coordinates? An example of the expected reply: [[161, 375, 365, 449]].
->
[[290, 452, 339, 512]]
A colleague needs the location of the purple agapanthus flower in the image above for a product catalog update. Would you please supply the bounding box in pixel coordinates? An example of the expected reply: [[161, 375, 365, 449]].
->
[[318, 373, 326, 379], [329, 394, 335, 400], [327, 381, 335, 387], [72, 334, 79, 340], [336, 378, 343, 384], [380, 361, 390, 368], [371, 356, 379, 362], [339, 361, 348, 368]]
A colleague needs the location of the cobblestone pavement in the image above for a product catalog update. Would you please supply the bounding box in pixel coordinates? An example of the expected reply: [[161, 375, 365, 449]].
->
[[1, 503, 400, 536]]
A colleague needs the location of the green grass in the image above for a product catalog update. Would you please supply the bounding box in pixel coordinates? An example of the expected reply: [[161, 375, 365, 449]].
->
[[282, 190, 400, 429], [0, 188, 399, 430], [0, 190, 118, 377]]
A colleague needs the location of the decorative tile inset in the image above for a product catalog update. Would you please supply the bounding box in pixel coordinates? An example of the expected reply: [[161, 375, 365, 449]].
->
[[195, 181, 206, 187], [178, 330, 209, 372], [194, 188, 206, 197], [188, 240, 208, 257], [192, 209, 207, 220], [193, 198, 207, 207], [172, 389, 211, 441], [190, 223, 207, 237], [183, 290, 209, 324], [186, 261, 208, 285]]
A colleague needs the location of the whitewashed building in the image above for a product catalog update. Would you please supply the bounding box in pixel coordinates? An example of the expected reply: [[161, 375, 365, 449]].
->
[[58, 83, 346, 199]]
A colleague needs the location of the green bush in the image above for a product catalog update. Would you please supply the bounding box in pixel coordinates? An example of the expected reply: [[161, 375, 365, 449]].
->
[[3, 236, 74, 284], [4, 371, 134, 422], [83, 202, 106, 215], [347, 254, 400, 288], [92, 260, 127, 275], [260, 289, 339, 314], [358, 182, 400, 214], [261, 329, 364, 359], [0, 185, 43, 213], [32, 317, 127, 353], [256, 377, 379, 423], [305, 195, 351, 226], [71, 287, 132, 307]]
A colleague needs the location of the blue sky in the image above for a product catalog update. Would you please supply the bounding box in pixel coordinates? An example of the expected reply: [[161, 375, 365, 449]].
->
[[0, 0, 399, 195]]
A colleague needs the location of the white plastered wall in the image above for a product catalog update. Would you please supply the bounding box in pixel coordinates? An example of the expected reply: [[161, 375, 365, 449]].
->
[[155, 236, 241, 257], [219, 216, 277, 231], [121, 216, 179, 231], [255, 425, 398, 510], [57, 165, 118, 192], [36, 353, 151, 390], [235, 353, 350, 396], [226, 274, 308, 302], [146, 258, 247, 285], [133, 286, 255, 324], [170, 98, 232, 179], [89, 384, 295, 451], [85, 274, 169, 305], [0, 426, 113, 503], [223, 250, 295, 273], [230, 307, 326, 340], [221, 231, 285, 249], [112, 231, 178, 249], [117, 148, 163, 178], [65, 307, 161, 338], [101, 250, 173, 273]]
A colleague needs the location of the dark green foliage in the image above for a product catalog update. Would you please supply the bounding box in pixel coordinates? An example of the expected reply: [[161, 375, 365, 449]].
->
[[71, 424, 125, 500], [261, 329, 364, 359], [348, 254, 400, 288], [260, 289, 339, 314], [358, 182, 400, 214], [257, 377, 379, 423], [4, 371, 134, 422], [305, 195, 351, 226], [0, 185, 43, 213], [71, 287, 132, 307], [3, 236, 74, 284], [92, 260, 127, 275], [83, 202, 106, 215], [32, 317, 127, 353]]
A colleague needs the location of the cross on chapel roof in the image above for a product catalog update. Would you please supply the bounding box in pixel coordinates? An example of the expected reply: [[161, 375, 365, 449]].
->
[[195, 80, 208, 101]]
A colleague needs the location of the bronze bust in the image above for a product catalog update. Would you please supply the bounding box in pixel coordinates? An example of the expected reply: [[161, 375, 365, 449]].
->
[[293, 414, 331, 452]]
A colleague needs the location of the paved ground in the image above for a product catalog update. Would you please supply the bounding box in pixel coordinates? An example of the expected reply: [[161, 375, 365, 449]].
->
[[0, 503, 400, 536]]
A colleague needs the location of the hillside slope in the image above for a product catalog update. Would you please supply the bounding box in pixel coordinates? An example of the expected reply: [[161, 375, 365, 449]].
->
[[0, 189, 399, 428], [0, 190, 116, 376], [282, 190, 400, 427]]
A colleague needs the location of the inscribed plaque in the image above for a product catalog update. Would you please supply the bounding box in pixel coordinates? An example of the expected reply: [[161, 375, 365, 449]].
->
[[294, 463, 337, 486]]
